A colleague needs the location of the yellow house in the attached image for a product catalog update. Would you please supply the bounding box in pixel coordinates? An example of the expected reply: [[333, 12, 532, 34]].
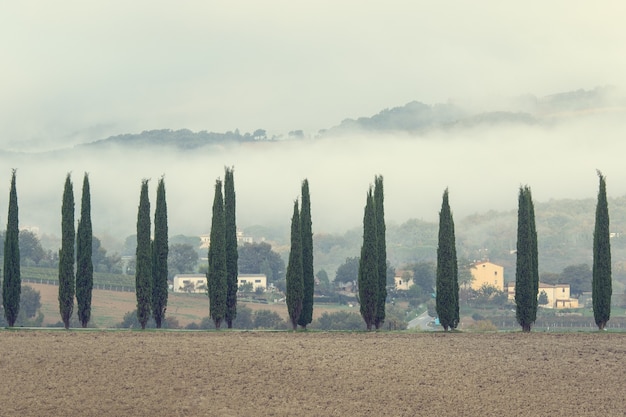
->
[[470, 261, 504, 291], [394, 270, 414, 291], [505, 282, 579, 309], [173, 273, 267, 293]]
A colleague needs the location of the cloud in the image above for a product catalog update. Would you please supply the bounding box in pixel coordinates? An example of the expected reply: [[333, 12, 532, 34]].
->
[[1, 107, 624, 251], [2, 1, 626, 150]]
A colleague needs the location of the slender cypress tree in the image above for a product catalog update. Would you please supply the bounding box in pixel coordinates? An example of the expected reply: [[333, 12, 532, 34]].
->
[[76, 173, 93, 328], [297, 179, 314, 329], [373, 175, 387, 329], [528, 188, 539, 322], [358, 188, 378, 331], [286, 200, 303, 330], [435, 188, 459, 331], [2, 170, 20, 327], [152, 176, 168, 328], [135, 179, 152, 329], [592, 171, 612, 330], [515, 186, 538, 332], [58, 173, 75, 329], [207, 179, 227, 329], [224, 167, 238, 328]]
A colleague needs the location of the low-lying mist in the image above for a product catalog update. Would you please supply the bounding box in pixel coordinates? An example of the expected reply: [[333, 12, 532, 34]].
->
[[1, 110, 625, 251]]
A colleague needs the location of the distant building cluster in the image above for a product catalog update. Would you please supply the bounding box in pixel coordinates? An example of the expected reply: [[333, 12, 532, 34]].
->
[[393, 260, 579, 309], [200, 230, 254, 249]]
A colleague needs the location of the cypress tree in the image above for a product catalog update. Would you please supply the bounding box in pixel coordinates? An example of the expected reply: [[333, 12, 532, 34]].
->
[[224, 167, 238, 328], [2, 170, 20, 327], [592, 171, 612, 330], [297, 179, 314, 329], [152, 176, 168, 328], [286, 200, 303, 330], [207, 179, 227, 329], [373, 175, 387, 329], [135, 179, 152, 329], [58, 173, 75, 329], [515, 186, 538, 332], [76, 173, 93, 328], [358, 188, 378, 331], [435, 188, 459, 331]]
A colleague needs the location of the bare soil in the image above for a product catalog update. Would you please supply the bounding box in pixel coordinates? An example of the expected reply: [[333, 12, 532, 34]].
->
[[0, 331, 624, 416]]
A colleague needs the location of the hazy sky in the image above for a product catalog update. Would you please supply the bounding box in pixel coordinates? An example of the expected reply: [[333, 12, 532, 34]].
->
[[3, 1, 626, 150]]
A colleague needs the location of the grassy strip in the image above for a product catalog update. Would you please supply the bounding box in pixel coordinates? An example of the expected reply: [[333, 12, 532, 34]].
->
[[22, 266, 134, 288]]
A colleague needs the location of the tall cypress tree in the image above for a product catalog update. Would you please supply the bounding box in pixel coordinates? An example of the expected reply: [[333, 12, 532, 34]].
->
[[435, 188, 459, 331], [592, 171, 612, 330], [152, 176, 168, 328], [207, 179, 227, 329], [373, 175, 387, 329], [358, 188, 378, 331], [58, 173, 75, 329], [298, 179, 314, 329], [2, 170, 20, 327], [135, 179, 152, 329], [224, 167, 238, 328], [515, 186, 538, 332], [286, 200, 303, 330], [76, 173, 93, 328]]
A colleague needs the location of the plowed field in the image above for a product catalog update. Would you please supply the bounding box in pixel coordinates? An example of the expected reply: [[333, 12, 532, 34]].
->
[[1, 331, 624, 416]]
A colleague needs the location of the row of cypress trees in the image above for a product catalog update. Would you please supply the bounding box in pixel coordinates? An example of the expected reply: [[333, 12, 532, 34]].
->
[[58, 173, 93, 329], [357, 175, 387, 330], [207, 167, 238, 329], [2, 171, 94, 328], [135, 177, 169, 329], [285, 179, 314, 330], [514, 172, 613, 332], [436, 171, 613, 333]]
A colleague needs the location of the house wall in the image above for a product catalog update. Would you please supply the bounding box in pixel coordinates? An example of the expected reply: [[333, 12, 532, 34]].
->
[[507, 282, 579, 309], [238, 274, 267, 291], [173, 274, 207, 293], [470, 262, 504, 291], [173, 273, 267, 293], [394, 276, 413, 291]]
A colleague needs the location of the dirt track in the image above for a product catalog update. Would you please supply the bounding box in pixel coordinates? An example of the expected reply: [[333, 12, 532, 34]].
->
[[1, 331, 624, 416]]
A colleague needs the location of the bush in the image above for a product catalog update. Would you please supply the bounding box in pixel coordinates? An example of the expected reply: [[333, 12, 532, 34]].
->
[[467, 320, 498, 332], [115, 310, 180, 329], [312, 311, 365, 330]]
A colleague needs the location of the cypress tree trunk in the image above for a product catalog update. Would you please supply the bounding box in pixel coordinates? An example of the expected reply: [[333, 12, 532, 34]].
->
[[2, 170, 21, 327], [135, 179, 152, 329], [286, 200, 303, 330], [592, 171, 612, 330], [224, 167, 238, 328], [207, 179, 227, 329], [436, 188, 459, 331], [358, 188, 378, 331], [515, 186, 538, 332], [152, 177, 168, 328], [298, 179, 314, 329], [373, 175, 387, 329], [76, 173, 93, 328], [58, 173, 75, 329]]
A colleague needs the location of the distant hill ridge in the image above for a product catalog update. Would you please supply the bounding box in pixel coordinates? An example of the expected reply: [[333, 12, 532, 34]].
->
[[77, 86, 625, 149]]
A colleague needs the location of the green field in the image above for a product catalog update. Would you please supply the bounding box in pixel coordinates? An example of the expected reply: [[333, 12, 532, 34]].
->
[[21, 266, 135, 290]]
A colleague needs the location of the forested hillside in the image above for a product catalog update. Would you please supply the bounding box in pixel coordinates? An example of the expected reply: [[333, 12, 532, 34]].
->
[[309, 196, 626, 284]]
